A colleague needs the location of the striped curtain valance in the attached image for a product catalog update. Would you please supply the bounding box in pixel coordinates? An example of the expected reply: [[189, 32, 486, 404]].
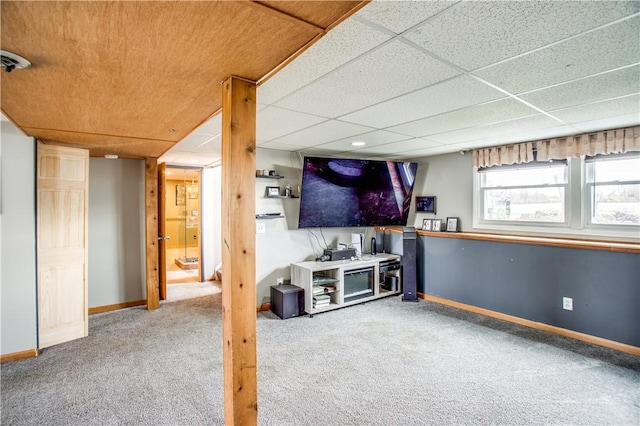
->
[[473, 142, 534, 169], [536, 126, 640, 161], [473, 126, 640, 168]]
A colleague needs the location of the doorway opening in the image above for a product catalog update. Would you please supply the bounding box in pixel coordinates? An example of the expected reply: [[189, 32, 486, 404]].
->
[[165, 167, 202, 284]]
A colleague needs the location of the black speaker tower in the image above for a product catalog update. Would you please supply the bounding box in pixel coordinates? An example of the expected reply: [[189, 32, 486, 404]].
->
[[402, 227, 418, 302]]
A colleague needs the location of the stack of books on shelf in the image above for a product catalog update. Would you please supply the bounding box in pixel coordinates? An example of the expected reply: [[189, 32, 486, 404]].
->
[[312, 286, 326, 296], [312, 284, 336, 296], [313, 294, 330, 308]]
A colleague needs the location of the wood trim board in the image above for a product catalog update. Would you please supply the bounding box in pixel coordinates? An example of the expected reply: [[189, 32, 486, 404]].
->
[[375, 227, 640, 254], [0, 349, 39, 364], [88, 300, 147, 315], [419, 293, 640, 356]]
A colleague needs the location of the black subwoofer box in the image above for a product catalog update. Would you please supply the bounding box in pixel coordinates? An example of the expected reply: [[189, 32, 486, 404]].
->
[[270, 284, 304, 319]]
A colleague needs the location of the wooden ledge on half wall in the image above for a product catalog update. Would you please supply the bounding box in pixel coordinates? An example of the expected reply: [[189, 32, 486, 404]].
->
[[374, 226, 640, 254]]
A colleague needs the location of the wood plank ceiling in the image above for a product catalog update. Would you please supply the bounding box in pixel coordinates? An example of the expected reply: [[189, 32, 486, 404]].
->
[[0, 0, 367, 158]]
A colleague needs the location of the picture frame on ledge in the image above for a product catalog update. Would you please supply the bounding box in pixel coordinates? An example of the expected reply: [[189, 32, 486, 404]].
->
[[422, 219, 432, 231], [446, 217, 459, 232], [432, 219, 442, 232], [415, 196, 436, 214], [266, 186, 281, 197]]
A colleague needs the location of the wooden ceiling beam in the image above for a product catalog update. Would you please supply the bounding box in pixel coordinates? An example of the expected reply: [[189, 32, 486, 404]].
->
[[240, 0, 325, 33]]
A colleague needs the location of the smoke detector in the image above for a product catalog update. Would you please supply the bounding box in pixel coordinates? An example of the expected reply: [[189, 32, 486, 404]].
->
[[1, 50, 31, 73]]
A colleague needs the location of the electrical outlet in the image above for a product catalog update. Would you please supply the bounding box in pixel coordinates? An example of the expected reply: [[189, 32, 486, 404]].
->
[[256, 222, 266, 234], [276, 277, 284, 285], [563, 297, 573, 311]]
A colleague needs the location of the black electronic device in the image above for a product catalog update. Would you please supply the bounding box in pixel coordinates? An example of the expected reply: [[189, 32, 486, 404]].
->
[[323, 248, 356, 261], [371, 237, 377, 255], [270, 284, 304, 319], [298, 157, 418, 228], [402, 227, 418, 302]]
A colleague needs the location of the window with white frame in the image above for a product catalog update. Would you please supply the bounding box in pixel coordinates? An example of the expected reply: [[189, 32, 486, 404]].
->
[[478, 161, 568, 224], [585, 153, 640, 227], [474, 152, 640, 239]]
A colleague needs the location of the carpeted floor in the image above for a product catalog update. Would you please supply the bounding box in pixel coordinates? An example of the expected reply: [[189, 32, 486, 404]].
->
[[165, 281, 221, 302], [2, 293, 639, 425]]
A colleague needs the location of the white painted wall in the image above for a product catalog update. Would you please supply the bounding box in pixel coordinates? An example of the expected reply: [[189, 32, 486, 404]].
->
[[255, 149, 377, 305], [409, 152, 473, 231], [88, 158, 146, 307], [1, 121, 38, 355], [202, 166, 222, 280]]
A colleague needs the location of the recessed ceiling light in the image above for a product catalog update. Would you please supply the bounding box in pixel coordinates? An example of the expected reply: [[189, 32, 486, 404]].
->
[[351, 141, 366, 147], [1, 50, 31, 73]]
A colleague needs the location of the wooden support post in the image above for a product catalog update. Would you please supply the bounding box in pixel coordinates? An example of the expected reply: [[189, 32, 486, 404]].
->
[[145, 157, 160, 310], [221, 76, 257, 426]]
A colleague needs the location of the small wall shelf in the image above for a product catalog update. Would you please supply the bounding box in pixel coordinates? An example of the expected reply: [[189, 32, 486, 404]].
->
[[256, 175, 284, 179], [266, 195, 299, 199], [256, 214, 283, 219]]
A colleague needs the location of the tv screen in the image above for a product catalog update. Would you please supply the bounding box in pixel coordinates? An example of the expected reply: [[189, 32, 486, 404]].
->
[[298, 157, 418, 228]]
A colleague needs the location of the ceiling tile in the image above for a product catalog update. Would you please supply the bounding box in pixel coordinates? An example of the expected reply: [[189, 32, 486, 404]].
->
[[275, 40, 461, 117], [405, 1, 639, 71], [571, 113, 640, 133], [194, 136, 221, 153], [257, 18, 392, 105], [298, 147, 347, 157], [171, 132, 214, 150], [192, 113, 221, 136], [339, 75, 506, 128], [398, 144, 468, 159], [257, 106, 327, 142], [519, 65, 640, 111], [268, 120, 375, 147], [350, 138, 441, 155], [475, 17, 640, 94], [489, 125, 580, 145], [354, 1, 456, 34], [315, 130, 413, 152], [258, 142, 309, 152], [550, 94, 640, 125], [428, 114, 562, 144], [388, 98, 540, 137]]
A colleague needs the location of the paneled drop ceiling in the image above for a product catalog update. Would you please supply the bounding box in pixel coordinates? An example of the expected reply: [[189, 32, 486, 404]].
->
[[2, 1, 638, 166], [0, 0, 366, 157], [161, 0, 640, 167]]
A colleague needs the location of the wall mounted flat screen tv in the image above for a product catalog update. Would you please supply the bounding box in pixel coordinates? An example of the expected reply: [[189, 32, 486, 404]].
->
[[298, 157, 418, 228]]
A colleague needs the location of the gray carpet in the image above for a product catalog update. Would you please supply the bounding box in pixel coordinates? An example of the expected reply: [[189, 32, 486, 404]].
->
[[2, 293, 639, 425]]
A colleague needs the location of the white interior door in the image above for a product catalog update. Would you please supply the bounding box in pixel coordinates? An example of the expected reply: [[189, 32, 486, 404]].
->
[[37, 144, 89, 349]]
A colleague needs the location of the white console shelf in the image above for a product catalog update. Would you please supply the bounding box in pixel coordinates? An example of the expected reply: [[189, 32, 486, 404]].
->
[[291, 253, 401, 316]]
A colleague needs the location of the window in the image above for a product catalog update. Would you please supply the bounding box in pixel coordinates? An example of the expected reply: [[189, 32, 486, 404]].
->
[[474, 153, 640, 239], [478, 162, 568, 224], [586, 154, 640, 226]]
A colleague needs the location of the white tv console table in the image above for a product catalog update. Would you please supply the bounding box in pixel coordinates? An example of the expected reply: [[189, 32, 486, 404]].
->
[[291, 253, 402, 316]]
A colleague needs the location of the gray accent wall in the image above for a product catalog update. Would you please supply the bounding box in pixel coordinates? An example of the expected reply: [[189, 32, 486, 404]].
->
[[419, 235, 640, 346], [88, 158, 146, 307], [1, 121, 38, 355]]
